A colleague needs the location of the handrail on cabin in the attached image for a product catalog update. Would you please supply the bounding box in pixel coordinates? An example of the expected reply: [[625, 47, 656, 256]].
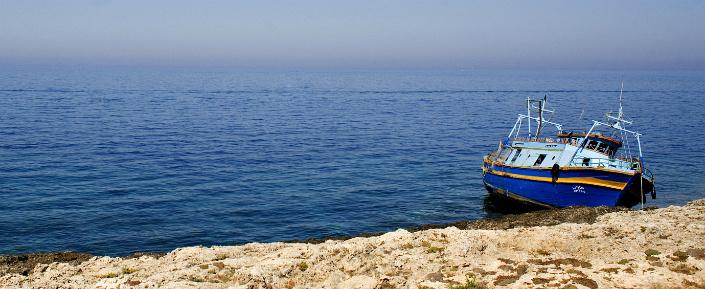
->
[[568, 156, 640, 170], [510, 136, 578, 145]]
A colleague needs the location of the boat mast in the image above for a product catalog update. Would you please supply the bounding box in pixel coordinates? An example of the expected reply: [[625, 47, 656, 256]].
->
[[607, 81, 631, 130], [618, 81, 624, 125], [515, 96, 558, 141], [525, 95, 549, 139], [527, 97, 531, 138], [637, 133, 644, 208], [535, 95, 546, 138]]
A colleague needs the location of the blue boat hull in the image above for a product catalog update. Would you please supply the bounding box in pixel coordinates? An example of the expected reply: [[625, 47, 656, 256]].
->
[[482, 162, 653, 208]]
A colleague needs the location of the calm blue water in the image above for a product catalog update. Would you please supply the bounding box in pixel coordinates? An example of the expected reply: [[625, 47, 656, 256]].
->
[[1, 68, 704, 256]]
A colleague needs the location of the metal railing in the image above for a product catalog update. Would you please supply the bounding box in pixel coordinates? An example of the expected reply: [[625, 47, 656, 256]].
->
[[510, 137, 572, 144], [568, 157, 639, 171]]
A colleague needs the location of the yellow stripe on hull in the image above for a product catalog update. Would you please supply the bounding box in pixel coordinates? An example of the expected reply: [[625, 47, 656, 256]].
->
[[485, 169, 627, 190], [483, 158, 637, 176]]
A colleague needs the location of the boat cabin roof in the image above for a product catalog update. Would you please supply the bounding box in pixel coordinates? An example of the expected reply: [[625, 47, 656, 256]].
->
[[557, 132, 622, 147]]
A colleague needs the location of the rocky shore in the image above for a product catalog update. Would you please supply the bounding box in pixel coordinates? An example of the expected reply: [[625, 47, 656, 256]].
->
[[2, 200, 704, 289]]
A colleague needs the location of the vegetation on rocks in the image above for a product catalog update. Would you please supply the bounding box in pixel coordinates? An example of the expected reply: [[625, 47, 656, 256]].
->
[[297, 261, 309, 271]]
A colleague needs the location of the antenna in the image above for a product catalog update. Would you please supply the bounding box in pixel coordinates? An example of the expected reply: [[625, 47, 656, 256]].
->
[[606, 80, 632, 129], [536, 98, 543, 138], [618, 80, 624, 121], [527, 97, 531, 137], [578, 109, 585, 121]]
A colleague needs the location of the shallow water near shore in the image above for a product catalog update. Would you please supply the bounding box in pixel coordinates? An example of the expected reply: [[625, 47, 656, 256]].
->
[[1, 68, 704, 255]]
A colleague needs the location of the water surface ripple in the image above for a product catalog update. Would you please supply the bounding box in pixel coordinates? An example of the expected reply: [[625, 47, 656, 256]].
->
[[1, 69, 703, 255]]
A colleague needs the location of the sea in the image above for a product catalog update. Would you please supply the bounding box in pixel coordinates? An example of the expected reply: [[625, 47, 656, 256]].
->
[[1, 67, 703, 256]]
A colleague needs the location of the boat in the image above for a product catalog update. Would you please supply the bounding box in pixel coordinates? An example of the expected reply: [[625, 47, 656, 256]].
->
[[482, 85, 655, 208]]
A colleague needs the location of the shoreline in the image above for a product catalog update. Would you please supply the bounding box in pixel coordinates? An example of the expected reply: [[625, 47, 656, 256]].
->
[[1, 205, 628, 274], [2, 201, 704, 288]]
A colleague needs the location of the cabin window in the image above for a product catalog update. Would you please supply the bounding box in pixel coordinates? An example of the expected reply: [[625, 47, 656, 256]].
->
[[510, 149, 522, 163], [533, 154, 547, 166], [597, 143, 609, 153], [582, 158, 591, 166]]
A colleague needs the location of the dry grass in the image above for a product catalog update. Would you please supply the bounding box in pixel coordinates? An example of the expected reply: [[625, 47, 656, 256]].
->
[[645, 249, 661, 256], [297, 261, 308, 271], [97, 272, 119, 278], [121, 267, 138, 274], [669, 263, 698, 275], [426, 246, 444, 254], [448, 277, 479, 289]]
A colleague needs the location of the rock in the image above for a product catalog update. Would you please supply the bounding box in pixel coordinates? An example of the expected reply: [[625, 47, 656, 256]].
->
[[337, 275, 376, 289], [424, 270, 444, 282], [1, 199, 705, 289]]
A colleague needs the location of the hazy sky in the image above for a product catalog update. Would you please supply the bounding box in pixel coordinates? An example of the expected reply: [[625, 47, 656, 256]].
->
[[1, 0, 704, 69]]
